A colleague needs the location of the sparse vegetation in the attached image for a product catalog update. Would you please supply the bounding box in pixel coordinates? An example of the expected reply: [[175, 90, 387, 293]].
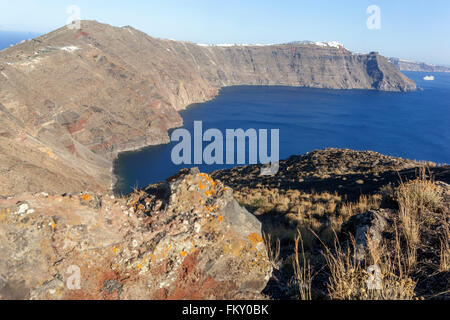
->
[[322, 234, 416, 300], [263, 233, 281, 270], [222, 165, 448, 299], [338, 194, 382, 218], [293, 232, 313, 300], [440, 225, 450, 272], [395, 168, 443, 269], [213, 151, 449, 300]]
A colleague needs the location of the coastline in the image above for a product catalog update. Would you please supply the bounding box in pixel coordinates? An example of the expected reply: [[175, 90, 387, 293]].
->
[[109, 82, 423, 194], [109, 88, 221, 193]]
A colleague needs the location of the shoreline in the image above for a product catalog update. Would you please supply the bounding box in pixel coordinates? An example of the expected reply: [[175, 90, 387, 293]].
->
[[108, 82, 426, 195], [109, 88, 222, 194]]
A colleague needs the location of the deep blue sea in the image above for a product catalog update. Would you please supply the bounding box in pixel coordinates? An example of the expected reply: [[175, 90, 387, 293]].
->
[[0, 31, 40, 50], [114, 72, 450, 194]]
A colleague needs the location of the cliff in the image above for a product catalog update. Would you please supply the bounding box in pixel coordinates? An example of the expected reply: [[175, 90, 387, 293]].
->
[[389, 57, 450, 73], [0, 20, 416, 195]]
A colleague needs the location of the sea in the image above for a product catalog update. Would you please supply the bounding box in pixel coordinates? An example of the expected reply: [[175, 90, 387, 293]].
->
[[0, 31, 40, 50], [114, 73, 450, 194]]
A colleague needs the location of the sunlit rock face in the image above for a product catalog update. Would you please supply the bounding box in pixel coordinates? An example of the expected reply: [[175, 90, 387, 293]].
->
[[0, 169, 272, 300]]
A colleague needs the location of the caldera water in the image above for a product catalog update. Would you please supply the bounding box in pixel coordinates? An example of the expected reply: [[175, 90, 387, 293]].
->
[[114, 72, 450, 194]]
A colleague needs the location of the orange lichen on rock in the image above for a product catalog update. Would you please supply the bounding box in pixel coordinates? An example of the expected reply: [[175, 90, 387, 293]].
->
[[0, 166, 272, 300], [248, 233, 263, 249], [205, 205, 217, 213], [80, 194, 92, 201], [205, 191, 213, 197], [162, 244, 172, 258]]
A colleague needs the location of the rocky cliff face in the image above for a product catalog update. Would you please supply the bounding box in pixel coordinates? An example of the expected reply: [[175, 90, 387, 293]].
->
[[0, 20, 416, 196], [389, 57, 450, 73]]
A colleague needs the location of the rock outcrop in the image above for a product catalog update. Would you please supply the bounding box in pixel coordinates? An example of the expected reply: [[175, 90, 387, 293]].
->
[[341, 209, 390, 260], [0, 169, 272, 300], [0, 21, 416, 196]]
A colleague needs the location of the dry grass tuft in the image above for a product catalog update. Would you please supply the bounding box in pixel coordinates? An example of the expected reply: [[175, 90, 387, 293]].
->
[[263, 233, 281, 270], [338, 194, 382, 218], [322, 233, 416, 300], [395, 168, 442, 269], [293, 231, 313, 300], [440, 224, 450, 272]]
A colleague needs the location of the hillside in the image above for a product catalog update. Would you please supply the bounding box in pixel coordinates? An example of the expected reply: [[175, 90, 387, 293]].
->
[[0, 20, 416, 196], [1, 149, 448, 300], [389, 57, 450, 73], [211, 149, 450, 299]]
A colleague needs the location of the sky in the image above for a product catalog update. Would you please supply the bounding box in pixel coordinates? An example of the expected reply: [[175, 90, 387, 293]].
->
[[0, 0, 449, 65]]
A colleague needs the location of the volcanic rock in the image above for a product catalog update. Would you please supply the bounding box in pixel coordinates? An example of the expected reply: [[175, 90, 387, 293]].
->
[[0, 169, 272, 300]]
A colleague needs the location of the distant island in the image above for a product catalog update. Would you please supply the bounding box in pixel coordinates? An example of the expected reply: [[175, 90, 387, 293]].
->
[[389, 57, 450, 73]]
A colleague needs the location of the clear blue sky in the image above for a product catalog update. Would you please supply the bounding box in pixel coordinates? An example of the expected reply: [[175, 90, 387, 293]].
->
[[1, 0, 449, 65]]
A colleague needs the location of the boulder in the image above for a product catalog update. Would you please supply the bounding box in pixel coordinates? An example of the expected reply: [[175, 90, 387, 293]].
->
[[0, 169, 272, 300], [341, 209, 390, 261]]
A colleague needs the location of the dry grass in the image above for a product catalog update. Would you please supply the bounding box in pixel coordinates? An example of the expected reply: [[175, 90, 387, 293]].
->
[[397, 168, 442, 214], [338, 194, 382, 218], [320, 173, 446, 300], [263, 233, 281, 270], [233, 166, 447, 300], [293, 231, 313, 300], [322, 234, 416, 300], [440, 224, 450, 272], [395, 168, 442, 269], [237, 187, 343, 217]]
